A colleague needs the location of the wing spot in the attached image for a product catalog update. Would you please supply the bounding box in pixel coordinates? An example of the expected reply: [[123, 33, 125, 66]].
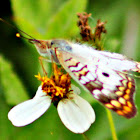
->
[[128, 82, 132, 89], [125, 89, 130, 94], [79, 68, 88, 75], [122, 80, 127, 86], [123, 106, 131, 112], [116, 110, 124, 116], [128, 77, 132, 81], [115, 91, 123, 96], [119, 97, 126, 105], [124, 94, 130, 100], [101, 89, 110, 96], [92, 90, 101, 96], [119, 86, 125, 91], [102, 72, 109, 77], [127, 101, 132, 108], [111, 100, 122, 108], [105, 103, 114, 109], [122, 110, 128, 114]]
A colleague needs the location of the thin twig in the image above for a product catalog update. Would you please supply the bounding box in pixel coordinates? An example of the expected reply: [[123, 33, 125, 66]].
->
[[106, 109, 118, 140], [82, 133, 90, 140]]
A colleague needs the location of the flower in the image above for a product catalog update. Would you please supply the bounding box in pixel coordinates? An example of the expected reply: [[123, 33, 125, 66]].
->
[[8, 64, 95, 133]]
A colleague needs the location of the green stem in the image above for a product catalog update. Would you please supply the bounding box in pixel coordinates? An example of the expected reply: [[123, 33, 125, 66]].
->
[[106, 109, 118, 140], [82, 133, 90, 140]]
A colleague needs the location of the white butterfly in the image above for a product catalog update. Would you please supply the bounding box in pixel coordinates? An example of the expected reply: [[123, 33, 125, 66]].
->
[[30, 39, 139, 118]]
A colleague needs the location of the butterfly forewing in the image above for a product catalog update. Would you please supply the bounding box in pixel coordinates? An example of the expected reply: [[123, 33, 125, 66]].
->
[[56, 50, 137, 118]]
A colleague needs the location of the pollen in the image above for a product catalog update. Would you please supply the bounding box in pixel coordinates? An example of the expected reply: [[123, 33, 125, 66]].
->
[[59, 74, 71, 88], [35, 64, 71, 101]]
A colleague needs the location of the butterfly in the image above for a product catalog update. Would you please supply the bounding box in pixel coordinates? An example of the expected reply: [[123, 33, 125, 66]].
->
[[28, 38, 139, 118]]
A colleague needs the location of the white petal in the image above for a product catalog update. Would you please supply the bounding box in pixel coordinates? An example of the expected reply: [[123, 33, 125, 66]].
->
[[8, 87, 52, 127], [34, 86, 46, 99], [57, 93, 95, 133]]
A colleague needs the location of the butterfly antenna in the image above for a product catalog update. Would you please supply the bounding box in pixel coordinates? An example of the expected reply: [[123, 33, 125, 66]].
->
[[0, 18, 36, 40]]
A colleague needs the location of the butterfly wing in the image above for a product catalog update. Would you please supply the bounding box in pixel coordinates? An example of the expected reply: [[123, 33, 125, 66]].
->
[[56, 50, 137, 118], [91, 49, 140, 72], [55, 41, 140, 73]]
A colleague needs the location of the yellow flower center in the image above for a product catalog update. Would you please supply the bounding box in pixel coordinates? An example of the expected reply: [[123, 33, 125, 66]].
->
[[35, 64, 71, 101]]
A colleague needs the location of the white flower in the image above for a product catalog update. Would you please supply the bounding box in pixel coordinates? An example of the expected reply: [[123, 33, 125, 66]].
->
[[8, 86, 95, 133]]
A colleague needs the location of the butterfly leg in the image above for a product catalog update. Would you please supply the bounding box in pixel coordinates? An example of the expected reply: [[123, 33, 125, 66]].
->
[[38, 56, 61, 76], [38, 56, 48, 76]]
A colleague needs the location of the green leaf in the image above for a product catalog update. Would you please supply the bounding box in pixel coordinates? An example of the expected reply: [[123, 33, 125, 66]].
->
[[0, 55, 29, 105], [11, 0, 87, 39], [0, 93, 15, 140], [44, 0, 87, 38]]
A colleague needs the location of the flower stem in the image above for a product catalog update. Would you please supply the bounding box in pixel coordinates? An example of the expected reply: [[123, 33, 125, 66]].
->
[[82, 133, 90, 140], [106, 109, 118, 140]]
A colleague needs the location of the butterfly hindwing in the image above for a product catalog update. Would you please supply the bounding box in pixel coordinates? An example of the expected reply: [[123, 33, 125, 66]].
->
[[92, 72, 136, 119], [96, 50, 140, 72], [56, 50, 137, 118]]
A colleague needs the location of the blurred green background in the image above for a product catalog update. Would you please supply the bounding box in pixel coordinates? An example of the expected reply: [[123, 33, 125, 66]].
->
[[0, 0, 140, 139]]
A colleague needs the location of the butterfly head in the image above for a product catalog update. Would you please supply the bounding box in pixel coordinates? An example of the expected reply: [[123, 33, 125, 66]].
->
[[16, 33, 52, 57], [29, 39, 70, 57], [29, 39, 50, 57], [29, 39, 70, 63], [31, 39, 73, 59]]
